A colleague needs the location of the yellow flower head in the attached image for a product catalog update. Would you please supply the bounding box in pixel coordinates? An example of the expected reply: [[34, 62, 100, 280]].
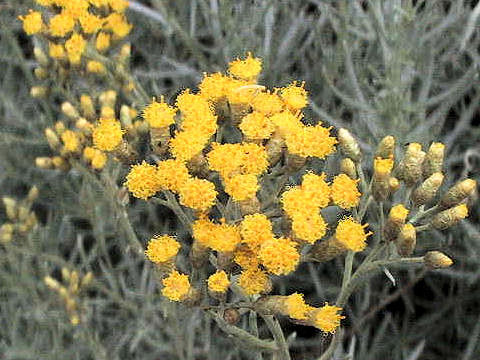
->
[[87, 61, 106, 74], [310, 304, 344, 333], [49, 42, 65, 59], [251, 91, 284, 116], [61, 130, 80, 152], [19, 10, 43, 35], [125, 161, 162, 200], [301, 172, 331, 208], [178, 178, 217, 212], [207, 271, 230, 293], [208, 143, 268, 178], [49, 12, 75, 37], [176, 89, 212, 117], [91, 150, 107, 169], [108, 0, 129, 12], [229, 53, 262, 82], [259, 237, 300, 275], [239, 111, 275, 140], [226, 82, 258, 105], [284, 293, 312, 320], [240, 213, 274, 250], [335, 217, 371, 252], [83, 146, 96, 160], [233, 244, 260, 269], [330, 174, 361, 209], [224, 174, 259, 201], [285, 123, 337, 159], [389, 204, 409, 223], [96, 32, 111, 52], [156, 159, 191, 192], [270, 111, 302, 136], [292, 213, 327, 244], [105, 13, 132, 38], [79, 12, 104, 34], [65, 33, 87, 65], [181, 111, 218, 138], [92, 118, 124, 151], [281, 186, 319, 218], [193, 217, 241, 252], [145, 235, 180, 264], [238, 267, 270, 295], [142, 98, 177, 128], [162, 270, 190, 302], [169, 130, 209, 162], [199, 73, 237, 102], [280, 81, 308, 111], [35, 0, 55, 5], [63, 0, 90, 18], [374, 157, 394, 175], [238, 143, 269, 175]]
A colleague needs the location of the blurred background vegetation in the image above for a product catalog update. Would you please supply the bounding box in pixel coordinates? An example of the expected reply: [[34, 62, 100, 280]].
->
[[1, 0, 479, 359]]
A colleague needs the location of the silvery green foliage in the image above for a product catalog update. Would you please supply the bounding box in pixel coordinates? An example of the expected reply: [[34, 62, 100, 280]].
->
[[1, 1, 479, 359]]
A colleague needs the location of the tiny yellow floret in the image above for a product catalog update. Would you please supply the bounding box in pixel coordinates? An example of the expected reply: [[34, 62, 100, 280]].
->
[[259, 237, 300, 275], [280, 82, 308, 111], [229, 53, 262, 81], [125, 161, 162, 200], [142, 98, 177, 128], [65, 33, 87, 65], [310, 304, 344, 333], [92, 118, 124, 151], [330, 174, 361, 209], [20, 10, 43, 35], [335, 217, 371, 252], [284, 293, 312, 320], [238, 267, 270, 295], [61, 130, 80, 152], [178, 178, 217, 212], [240, 213, 274, 250], [49, 12, 75, 37], [224, 174, 259, 201]]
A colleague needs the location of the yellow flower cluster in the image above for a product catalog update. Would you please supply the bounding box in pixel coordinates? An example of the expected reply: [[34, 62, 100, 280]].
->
[[20, 0, 131, 65], [335, 217, 371, 252], [161, 270, 191, 302], [145, 235, 180, 264], [207, 271, 230, 293]]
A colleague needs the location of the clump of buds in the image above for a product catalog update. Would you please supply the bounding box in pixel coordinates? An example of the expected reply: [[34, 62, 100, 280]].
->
[[44, 268, 93, 325], [1, 186, 39, 243]]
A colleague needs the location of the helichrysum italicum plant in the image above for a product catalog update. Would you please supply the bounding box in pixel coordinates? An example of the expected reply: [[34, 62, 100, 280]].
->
[[14, 1, 479, 359]]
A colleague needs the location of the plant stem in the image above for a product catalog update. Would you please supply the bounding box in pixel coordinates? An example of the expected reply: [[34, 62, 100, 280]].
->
[[261, 315, 291, 360]]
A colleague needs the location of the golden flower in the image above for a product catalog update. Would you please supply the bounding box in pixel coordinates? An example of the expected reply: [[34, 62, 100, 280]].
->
[[96, 32, 111, 52], [198, 73, 237, 101], [156, 159, 191, 192], [65, 33, 87, 65], [284, 123, 337, 159], [142, 98, 177, 128], [87, 61, 106, 74], [193, 217, 241, 252], [330, 174, 361, 209], [162, 270, 190, 302], [251, 91, 284, 116], [105, 13, 132, 38], [292, 213, 327, 244], [224, 174, 259, 201], [280, 81, 308, 111], [309, 304, 344, 333], [207, 271, 230, 293], [19, 10, 43, 35], [285, 293, 312, 320], [240, 213, 274, 250], [335, 217, 371, 252], [49, 12, 75, 37], [259, 237, 300, 275], [269, 111, 302, 136], [91, 150, 107, 169], [178, 178, 217, 212], [301, 172, 331, 208], [61, 130, 80, 152], [108, 0, 129, 12], [239, 111, 275, 140], [374, 157, 394, 176], [145, 235, 180, 264], [169, 130, 209, 162], [229, 53, 262, 81], [92, 118, 124, 151], [79, 12, 104, 34], [63, 0, 90, 18], [49, 42, 65, 59], [282, 186, 319, 218], [238, 267, 270, 295], [125, 161, 162, 200]]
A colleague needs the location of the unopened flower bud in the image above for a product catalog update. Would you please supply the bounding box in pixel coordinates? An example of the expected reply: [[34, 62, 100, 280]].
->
[[375, 135, 395, 159], [99, 90, 117, 108], [340, 158, 357, 179], [80, 95, 96, 120], [44, 276, 61, 290], [223, 308, 240, 325], [61, 267, 71, 281], [431, 204, 468, 230], [17, 206, 30, 222], [384, 204, 409, 241], [34, 47, 49, 67], [81, 272, 94, 288], [55, 121, 66, 134], [0, 223, 14, 243], [338, 128, 361, 161], [424, 251, 453, 269], [439, 179, 476, 209], [31, 86, 47, 98], [75, 118, 93, 133], [52, 156, 70, 171], [87, 60, 107, 74], [35, 157, 53, 169], [70, 314, 80, 326], [423, 142, 445, 177], [34, 67, 48, 80], [120, 105, 132, 128], [101, 106, 115, 119], [61, 102, 79, 120], [308, 237, 347, 262], [3, 197, 17, 220], [27, 186, 39, 203], [372, 157, 394, 201], [412, 172, 444, 206], [44, 128, 60, 149], [389, 177, 400, 193], [396, 223, 416, 256], [397, 143, 426, 186]]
